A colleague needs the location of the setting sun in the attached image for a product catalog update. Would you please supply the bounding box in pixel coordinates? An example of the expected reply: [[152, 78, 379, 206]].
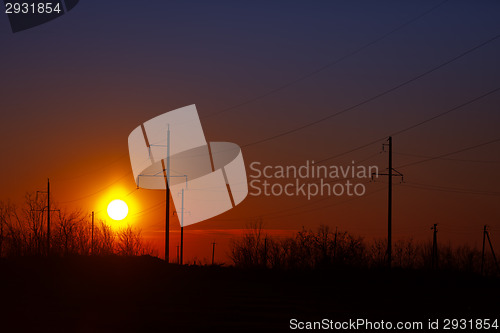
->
[[107, 199, 129, 221]]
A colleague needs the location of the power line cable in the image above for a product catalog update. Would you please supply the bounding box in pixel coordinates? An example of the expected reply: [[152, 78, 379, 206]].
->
[[390, 87, 500, 137], [393, 152, 500, 164], [56, 30, 499, 205], [396, 137, 500, 169], [244, 184, 386, 221], [315, 86, 500, 164], [58, 171, 132, 204], [52, 153, 129, 182], [204, 0, 450, 118], [93, 188, 140, 215], [399, 182, 500, 197], [241, 33, 500, 149]]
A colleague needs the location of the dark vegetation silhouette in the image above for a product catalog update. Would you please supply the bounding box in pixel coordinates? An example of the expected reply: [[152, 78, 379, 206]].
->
[[2, 192, 497, 277], [0, 202, 499, 332], [0, 194, 154, 258], [230, 220, 499, 276]]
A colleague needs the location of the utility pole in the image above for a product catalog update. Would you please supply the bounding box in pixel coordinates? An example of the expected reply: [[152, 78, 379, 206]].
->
[[373, 137, 403, 268], [481, 225, 487, 275], [165, 124, 171, 263], [47, 179, 50, 255], [159, 129, 188, 264], [180, 226, 184, 265], [180, 188, 184, 265], [91, 211, 94, 255], [165, 184, 170, 262], [486, 229, 499, 273], [212, 241, 216, 265], [176, 244, 180, 264], [34, 179, 59, 256], [388, 137, 392, 269], [141, 125, 173, 263], [431, 224, 438, 269], [171, 181, 189, 265], [482, 226, 499, 274]]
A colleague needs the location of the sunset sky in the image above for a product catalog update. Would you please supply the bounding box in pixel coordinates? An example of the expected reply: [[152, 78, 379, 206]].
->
[[1, 0, 499, 263]]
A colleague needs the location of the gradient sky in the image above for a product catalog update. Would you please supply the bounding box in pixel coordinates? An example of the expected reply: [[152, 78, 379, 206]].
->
[[1, 0, 499, 262]]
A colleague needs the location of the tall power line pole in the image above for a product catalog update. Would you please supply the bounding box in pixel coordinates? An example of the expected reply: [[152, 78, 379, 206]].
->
[[161, 126, 189, 264], [388, 137, 392, 268], [176, 244, 180, 264], [375, 137, 403, 268], [180, 188, 185, 265], [35, 179, 58, 256], [431, 223, 438, 269], [180, 225, 184, 265], [165, 125, 171, 263]]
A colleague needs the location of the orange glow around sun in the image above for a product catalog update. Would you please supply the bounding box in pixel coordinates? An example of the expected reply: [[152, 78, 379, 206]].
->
[[94, 186, 140, 229]]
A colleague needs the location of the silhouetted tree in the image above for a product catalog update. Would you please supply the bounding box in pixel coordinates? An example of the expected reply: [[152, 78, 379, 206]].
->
[[0, 194, 154, 259], [53, 210, 86, 256], [93, 220, 115, 255], [232, 224, 366, 269], [229, 219, 268, 268], [0, 201, 16, 257], [116, 225, 144, 256]]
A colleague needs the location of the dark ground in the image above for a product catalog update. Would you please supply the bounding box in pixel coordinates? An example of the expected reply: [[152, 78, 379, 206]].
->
[[0, 256, 498, 332]]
